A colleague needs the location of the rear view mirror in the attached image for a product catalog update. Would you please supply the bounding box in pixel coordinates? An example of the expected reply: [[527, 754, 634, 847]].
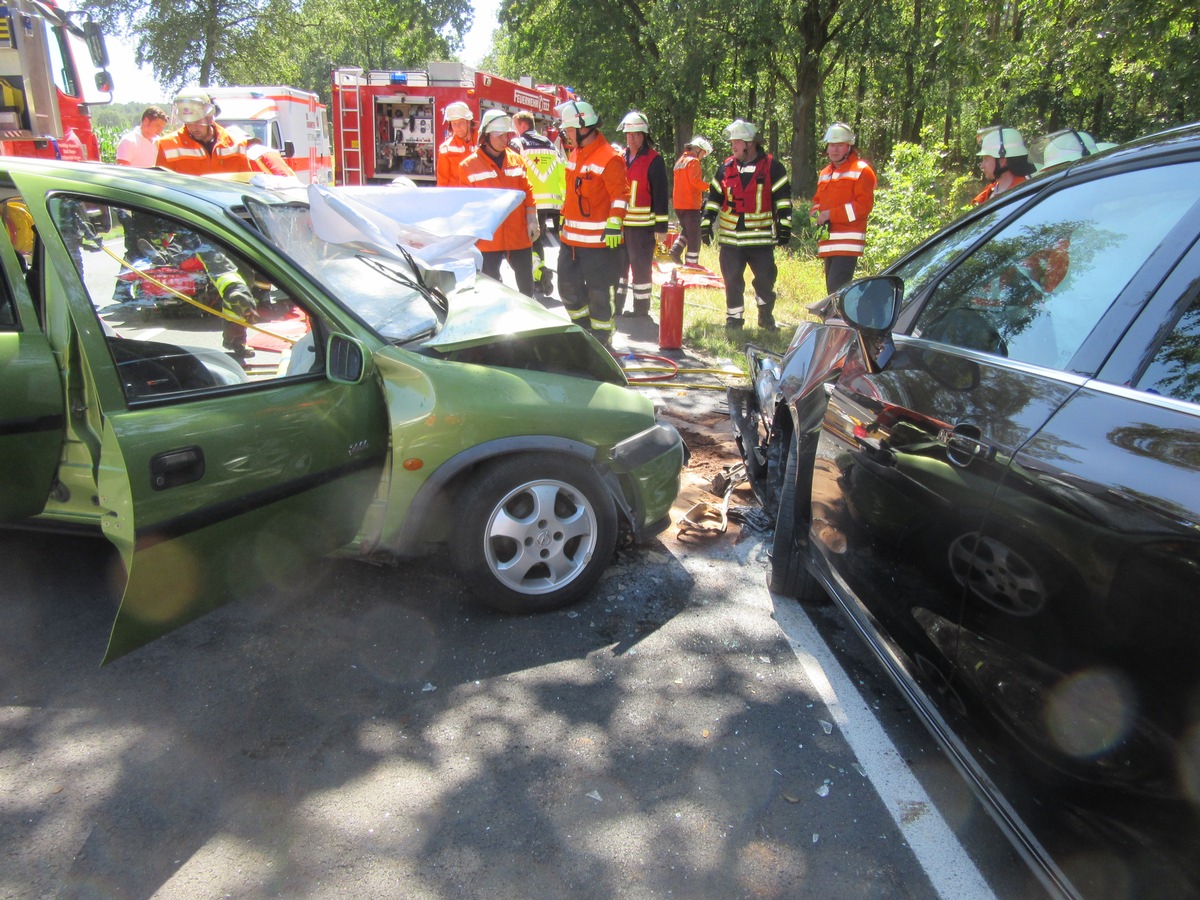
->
[[83, 21, 109, 68], [94, 70, 113, 94], [838, 276, 902, 331], [283, 140, 296, 158]]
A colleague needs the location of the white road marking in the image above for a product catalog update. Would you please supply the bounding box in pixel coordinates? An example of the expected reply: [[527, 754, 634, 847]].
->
[[772, 598, 998, 900]]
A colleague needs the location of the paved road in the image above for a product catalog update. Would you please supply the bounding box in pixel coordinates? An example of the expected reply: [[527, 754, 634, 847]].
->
[[1, 239, 1045, 898]]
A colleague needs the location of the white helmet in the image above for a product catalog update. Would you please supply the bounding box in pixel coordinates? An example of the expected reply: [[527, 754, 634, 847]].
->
[[479, 109, 514, 137], [822, 122, 856, 145], [723, 119, 757, 142], [557, 100, 599, 129], [1041, 129, 1098, 168], [688, 136, 713, 155], [443, 101, 473, 123], [173, 88, 216, 124], [619, 111, 650, 133], [976, 126, 1027, 158]]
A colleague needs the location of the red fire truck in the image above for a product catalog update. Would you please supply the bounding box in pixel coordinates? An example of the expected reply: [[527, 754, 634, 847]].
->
[[331, 62, 563, 185], [0, 0, 111, 162]]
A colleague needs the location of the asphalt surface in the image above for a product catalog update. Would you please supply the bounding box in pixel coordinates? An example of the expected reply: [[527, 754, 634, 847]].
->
[[0, 245, 1043, 899]]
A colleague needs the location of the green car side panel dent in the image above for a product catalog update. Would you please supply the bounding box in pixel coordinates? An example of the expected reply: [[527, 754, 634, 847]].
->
[[98, 376, 389, 663], [366, 348, 677, 552]]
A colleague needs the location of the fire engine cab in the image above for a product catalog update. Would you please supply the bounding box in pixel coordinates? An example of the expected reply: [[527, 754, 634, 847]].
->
[[0, 0, 111, 162], [332, 62, 562, 185]]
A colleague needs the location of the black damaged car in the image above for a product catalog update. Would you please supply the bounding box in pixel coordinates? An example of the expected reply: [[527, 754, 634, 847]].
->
[[730, 124, 1200, 899]]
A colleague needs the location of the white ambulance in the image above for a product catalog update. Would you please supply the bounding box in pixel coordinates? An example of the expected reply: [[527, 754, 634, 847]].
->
[[209, 86, 334, 184]]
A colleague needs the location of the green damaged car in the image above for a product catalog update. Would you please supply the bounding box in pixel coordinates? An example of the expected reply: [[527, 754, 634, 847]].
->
[[0, 160, 685, 662]]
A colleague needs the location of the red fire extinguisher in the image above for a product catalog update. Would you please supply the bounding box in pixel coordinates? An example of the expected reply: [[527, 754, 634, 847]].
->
[[659, 269, 685, 350]]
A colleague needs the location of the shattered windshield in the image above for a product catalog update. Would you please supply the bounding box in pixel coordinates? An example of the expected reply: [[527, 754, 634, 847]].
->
[[245, 199, 443, 344]]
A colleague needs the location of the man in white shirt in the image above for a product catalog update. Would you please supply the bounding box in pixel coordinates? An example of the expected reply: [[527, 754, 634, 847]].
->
[[115, 107, 168, 167]]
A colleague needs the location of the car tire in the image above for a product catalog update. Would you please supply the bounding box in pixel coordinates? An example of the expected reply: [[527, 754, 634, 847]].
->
[[768, 431, 825, 602], [453, 455, 617, 614]]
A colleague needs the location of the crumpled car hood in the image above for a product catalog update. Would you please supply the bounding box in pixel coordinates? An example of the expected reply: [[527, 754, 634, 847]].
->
[[426, 276, 581, 351]]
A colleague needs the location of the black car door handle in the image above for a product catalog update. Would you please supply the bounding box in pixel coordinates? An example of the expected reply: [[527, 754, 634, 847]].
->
[[149, 446, 206, 491], [938, 424, 995, 467]]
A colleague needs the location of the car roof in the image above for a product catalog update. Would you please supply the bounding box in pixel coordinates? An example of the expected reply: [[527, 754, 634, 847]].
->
[[0, 158, 288, 211]]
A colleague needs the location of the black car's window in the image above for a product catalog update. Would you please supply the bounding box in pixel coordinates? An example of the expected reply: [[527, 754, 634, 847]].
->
[[912, 162, 1200, 369], [1137, 290, 1200, 403], [891, 205, 1009, 310], [44, 196, 323, 402]]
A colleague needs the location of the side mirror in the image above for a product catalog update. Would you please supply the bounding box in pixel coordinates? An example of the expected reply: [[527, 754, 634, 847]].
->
[[837, 276, 903, 331], [327, 333, 367, 384], [837, 276, 903, 374], [283, 140, 296, 158], [94, 70, 113, 95], [83, 21, 109, 68]]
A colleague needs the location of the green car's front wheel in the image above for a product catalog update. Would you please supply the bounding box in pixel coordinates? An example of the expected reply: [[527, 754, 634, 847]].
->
[[454, 456, 617, 613]]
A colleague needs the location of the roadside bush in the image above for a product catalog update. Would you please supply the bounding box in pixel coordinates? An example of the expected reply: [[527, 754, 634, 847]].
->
[[861, 141, 957, 274], [94, 125, 122, 164]]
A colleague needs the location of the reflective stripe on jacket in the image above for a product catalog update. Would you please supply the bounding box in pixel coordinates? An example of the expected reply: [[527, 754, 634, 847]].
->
[[516, 131, 566, 210], [437, 133, 475, 186], [703, 152, 792, 247], [624, 146, 669, 230], [155, 125, 252, 176], [460, 147, 536, 252], [672, 152, 707, 211], [813, 150, 877, 257], [561, 133, 629, 248]]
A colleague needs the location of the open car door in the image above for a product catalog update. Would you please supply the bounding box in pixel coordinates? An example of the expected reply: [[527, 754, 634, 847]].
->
[[15, 174, 391, 663], [0, 203, 65, 520]]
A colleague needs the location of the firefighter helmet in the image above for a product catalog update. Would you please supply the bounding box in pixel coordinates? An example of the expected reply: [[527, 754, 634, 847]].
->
[[722, 119, 757, 142], [822, 122, 856, 145], [557, 100, 599, 129], [172, 89, 216, 124], [479, 109, 514, 137], [1041, 129, 1098, 167], [976, 126, 1027, 158], [443, 101, 473, 123], [619, 111, 650, 133], [688, 136, 713, 156]]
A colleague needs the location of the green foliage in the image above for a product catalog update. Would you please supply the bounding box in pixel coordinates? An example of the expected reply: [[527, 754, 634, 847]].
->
[[861, 141, 958, 273], [94, 125, 123, 164]]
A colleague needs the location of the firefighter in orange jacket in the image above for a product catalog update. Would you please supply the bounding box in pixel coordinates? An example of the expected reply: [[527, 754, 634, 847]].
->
[[155, 89, 253, 176], [437, 102, 476, 187], [154, 89, 259, 361], [460, 110, 540, 297], [810, 122, 877, 294], [669, 135, 712, 266], [556, 100, 629, 348]]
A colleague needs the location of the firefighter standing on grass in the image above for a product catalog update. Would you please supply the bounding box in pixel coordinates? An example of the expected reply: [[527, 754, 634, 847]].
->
[[154, 89, 259, 361], [613, 111, 669, 318], [437, 102, 476, 187], [556, 100, 629, 348], [701, 118, 792, 333], [670, 136, 712, 266], [810, 122, 877, 294], [460, 110, 540, 297]]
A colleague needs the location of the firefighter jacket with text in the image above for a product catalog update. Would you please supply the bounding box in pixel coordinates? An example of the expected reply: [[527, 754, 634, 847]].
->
[[515, 130, 566, 211]]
